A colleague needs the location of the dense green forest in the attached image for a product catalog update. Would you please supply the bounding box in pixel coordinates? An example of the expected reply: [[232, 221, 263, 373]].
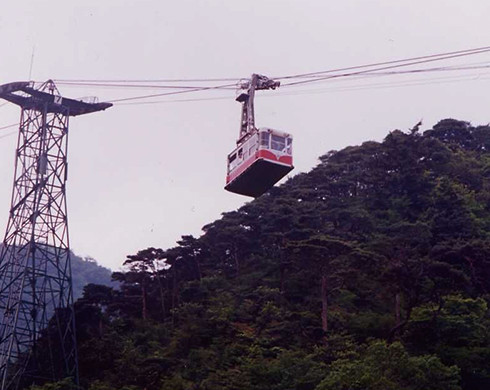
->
[[34, 119, 490, 390]]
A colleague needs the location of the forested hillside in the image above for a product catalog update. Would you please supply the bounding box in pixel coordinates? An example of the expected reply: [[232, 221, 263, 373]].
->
[[35, 119, 490, 390]]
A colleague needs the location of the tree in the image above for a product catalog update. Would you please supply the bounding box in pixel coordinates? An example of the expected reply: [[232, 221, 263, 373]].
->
[[405, 295, 490, 390], [316, 340, 461, 390], [113, 247, 167, 320], [28, 378, 79, 390], [287, 237, 353, 334]]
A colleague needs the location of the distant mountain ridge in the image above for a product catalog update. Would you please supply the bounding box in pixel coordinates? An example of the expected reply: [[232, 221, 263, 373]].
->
[[70, 253, 114, 299], [0, 243, 113, 299]]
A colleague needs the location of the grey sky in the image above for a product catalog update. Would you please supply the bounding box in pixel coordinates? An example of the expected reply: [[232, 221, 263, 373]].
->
[[0, 0, 489, 270]]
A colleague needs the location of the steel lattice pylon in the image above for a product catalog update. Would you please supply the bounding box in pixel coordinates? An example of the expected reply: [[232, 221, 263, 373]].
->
[[0, 81, 111, 389]]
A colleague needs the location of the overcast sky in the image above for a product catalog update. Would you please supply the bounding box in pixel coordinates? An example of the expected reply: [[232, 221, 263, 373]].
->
[[0, 0, 489, 270]]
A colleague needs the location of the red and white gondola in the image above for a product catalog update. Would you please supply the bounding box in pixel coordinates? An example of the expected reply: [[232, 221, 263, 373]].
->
[[225, 128, 293, 197], [224, 74, 294, 198]]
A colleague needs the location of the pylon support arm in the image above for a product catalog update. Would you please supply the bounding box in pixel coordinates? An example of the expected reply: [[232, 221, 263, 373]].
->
[[0, 81, 112, 116], [236, 74, 279, 140]]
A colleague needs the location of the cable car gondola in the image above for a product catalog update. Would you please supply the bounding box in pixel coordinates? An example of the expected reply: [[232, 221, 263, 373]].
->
[[225, 74, 294, 197]]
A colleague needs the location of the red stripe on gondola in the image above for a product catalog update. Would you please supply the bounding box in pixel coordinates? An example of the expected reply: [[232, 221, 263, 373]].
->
[[257, 149, 277, 160], [257, 150, 293, 165], [227, 153, 257, 184], [279, 155, 293, 164], [226, 151, 293, 184]]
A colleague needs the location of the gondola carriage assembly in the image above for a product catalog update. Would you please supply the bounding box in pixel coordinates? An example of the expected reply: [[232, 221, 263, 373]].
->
[[225, 74, 294, 197]]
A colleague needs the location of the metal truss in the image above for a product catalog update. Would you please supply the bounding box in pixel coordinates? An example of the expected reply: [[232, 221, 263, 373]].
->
[[0, 81, 111, 389]]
